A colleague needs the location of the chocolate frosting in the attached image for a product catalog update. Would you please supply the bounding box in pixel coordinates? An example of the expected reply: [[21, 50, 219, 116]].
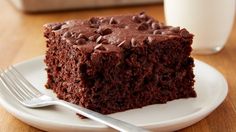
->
[[44, 12, 193, 53]]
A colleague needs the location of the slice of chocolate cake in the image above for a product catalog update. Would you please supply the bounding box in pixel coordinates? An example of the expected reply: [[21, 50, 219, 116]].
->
[[44, 12, 196, 115]]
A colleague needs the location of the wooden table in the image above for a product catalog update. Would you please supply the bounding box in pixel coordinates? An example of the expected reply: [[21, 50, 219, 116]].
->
[[0, 0, 236, 131]]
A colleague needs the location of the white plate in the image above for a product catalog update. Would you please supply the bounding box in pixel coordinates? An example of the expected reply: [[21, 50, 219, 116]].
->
[[0, 56, 228, 132]]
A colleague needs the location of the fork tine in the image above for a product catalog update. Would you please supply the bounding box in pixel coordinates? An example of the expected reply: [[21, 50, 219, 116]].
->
[[10, 66, 42, 96], [3, 69, 33, 100], [0, 68, 27, 101], [6, 68, 36, 98]]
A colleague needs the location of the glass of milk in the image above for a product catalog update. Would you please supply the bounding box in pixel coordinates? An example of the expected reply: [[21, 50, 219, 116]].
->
[[164, 0, 235, 54]]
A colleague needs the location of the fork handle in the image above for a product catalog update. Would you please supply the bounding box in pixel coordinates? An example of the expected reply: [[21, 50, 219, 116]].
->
[[53, 100, 149, 132]]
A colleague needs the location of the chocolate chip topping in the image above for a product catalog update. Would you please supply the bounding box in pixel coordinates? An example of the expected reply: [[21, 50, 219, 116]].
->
[[100, 39, 109, 44], [153, 30, 162, 35], [89, 17, 99, 24], [96, 35, 109, 44], [170, 27, 180, 33], [139, 11, 145, 15], [138, 13, 149, 21], [51, 12, 193, 50], [75, 38, 86, 45], [78, 33, 88, 40], [132, 16, 141, 23], [63, 32, 71, 38], [104, 28, 113, 35], [137, 22, 149, 31], [100, 19, 108, 23], [89, 17, 100, 28], [90, 24, 99, 28], [89, 34, 100, 41], [109, 17, 118, 24], [52, 24, 63, 30], [151, 22, 160, 29], [161, 31, 174, 35], [94, 44, 106, 51], [159, 23, 170, 29], [96, 35, 103, 43], [146, 19, 153, 25], [97, 28, 113, 36], [180, 29, 192, 38]]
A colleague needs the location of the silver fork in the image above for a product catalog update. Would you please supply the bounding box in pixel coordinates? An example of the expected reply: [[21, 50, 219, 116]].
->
[[0, 66, 149, 132]]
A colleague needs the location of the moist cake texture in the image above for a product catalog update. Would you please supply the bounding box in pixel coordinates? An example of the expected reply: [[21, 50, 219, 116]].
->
[[44, 12, 196, 115]]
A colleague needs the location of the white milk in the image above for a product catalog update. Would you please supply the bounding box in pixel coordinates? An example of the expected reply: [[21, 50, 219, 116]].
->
[[164, 0, 235, 54]]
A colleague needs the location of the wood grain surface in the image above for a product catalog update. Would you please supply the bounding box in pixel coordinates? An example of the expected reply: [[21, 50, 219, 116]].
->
[[0, 0, 236, 131]]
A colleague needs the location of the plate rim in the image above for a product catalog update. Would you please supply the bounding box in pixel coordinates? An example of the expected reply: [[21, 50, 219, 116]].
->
[[0, 56, 228, 130]]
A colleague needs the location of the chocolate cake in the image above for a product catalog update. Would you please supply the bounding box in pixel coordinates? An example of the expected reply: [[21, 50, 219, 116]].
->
[[44, 12, 196, 115]]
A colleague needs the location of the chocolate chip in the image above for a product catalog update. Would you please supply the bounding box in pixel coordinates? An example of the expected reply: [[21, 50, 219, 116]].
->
[[94, 44, 106, 51], [132, 16, 141, 23], [52, 24, 62, 30], [75, 38, 86, 45], [100, 19, 108, 23], [146, 19, 153, 25], [89, 34, 100, 41], [151, 22, 160, 29], [96, 35, 104, 43], [159, 23, 170, 29], [137, 22, 149, 31], [139, 11, 145, 15], [101, 39, 109, 44], [89, 17, 100, 28], [109, 17, 118, 24], [90, 24, 99, 28], [153, 30, 162, 35], [139, 13, 146, 19], [138, 13, 149, 21], [117, 40, 126, 47], [78, 33, 88, 40], [170, 27, 180, 33], [102, 28, 112, 35], [131, 38, 138, 47], [180, 29, 192, 38], [97, 28, 112, 36], [63, 32, 71, 38], [89, 17, 99, 24], [161, 31, 174, 35]]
